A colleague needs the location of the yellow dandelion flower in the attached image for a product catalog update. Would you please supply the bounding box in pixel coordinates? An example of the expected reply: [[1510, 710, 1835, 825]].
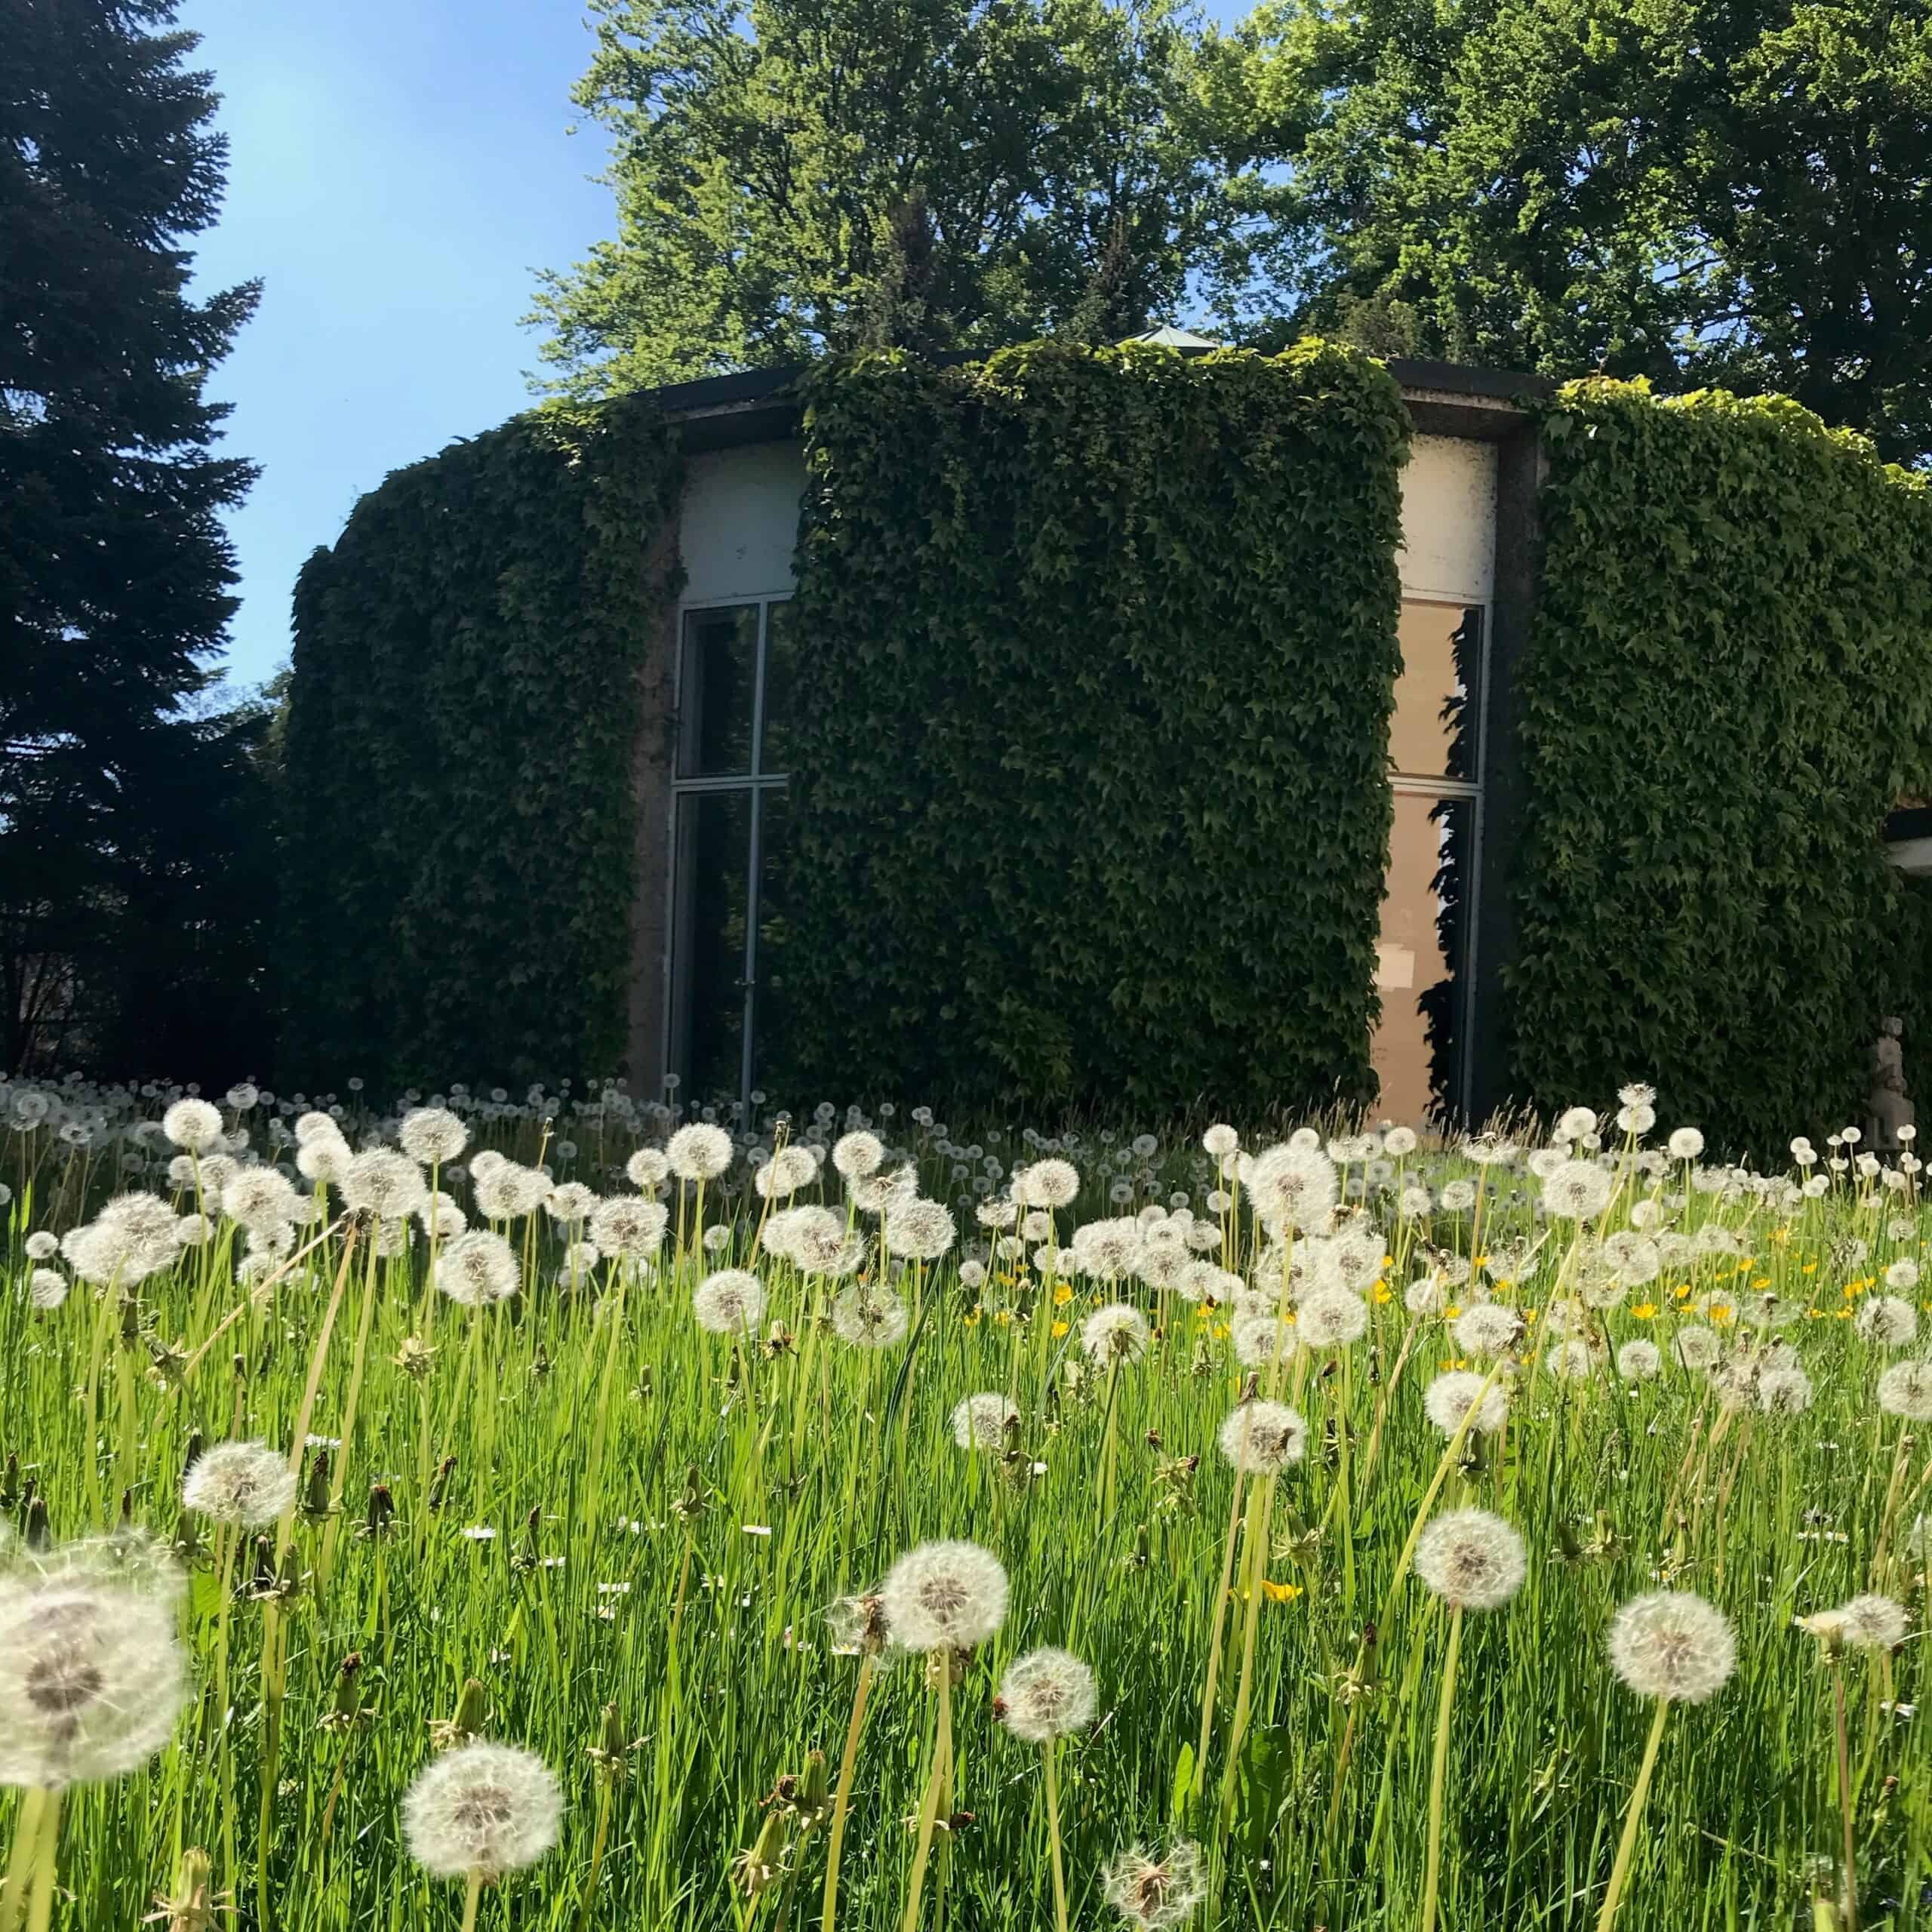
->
[[1051, 1319, 1070, 1338], [1260, 1579, 1303, 1604], [1053, 1284, 1073, 1306], [1632, 1302, 1657, 1320]]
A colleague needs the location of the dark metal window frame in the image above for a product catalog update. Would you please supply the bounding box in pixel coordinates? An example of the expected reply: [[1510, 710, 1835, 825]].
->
[[664, 595, 791, 1109]]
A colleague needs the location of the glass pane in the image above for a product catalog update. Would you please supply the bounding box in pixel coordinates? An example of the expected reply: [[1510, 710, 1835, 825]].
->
[[675, 789, 752, 1099], [750, 788, 792, 1088], [1392, 603, 1481, 781], [679, 606, 758, 777], [1372, 792, 1470, 1124], [759, 599, 796, 777]]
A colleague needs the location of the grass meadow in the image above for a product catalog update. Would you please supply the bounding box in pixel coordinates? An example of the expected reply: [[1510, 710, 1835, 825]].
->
[[0, 1078, 1928, 1931]]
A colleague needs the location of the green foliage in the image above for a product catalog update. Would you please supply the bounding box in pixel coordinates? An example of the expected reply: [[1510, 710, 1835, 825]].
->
[[0, 0, 263, 1075], [1223, 0, 1932, 460], [1506, 378, 1932, 1152], [530, 0, 1254, 394], [768, 338, 1407, 1112], [283, 398, 682, 1088]]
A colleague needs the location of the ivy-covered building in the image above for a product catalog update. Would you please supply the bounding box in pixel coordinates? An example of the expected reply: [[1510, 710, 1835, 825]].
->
[[286, 341, 1932, 1145]]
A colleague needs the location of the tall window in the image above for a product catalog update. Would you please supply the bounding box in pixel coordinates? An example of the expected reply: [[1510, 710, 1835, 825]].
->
[[1374, 601, 1484, 1124], [667, 598, 795, 1104]]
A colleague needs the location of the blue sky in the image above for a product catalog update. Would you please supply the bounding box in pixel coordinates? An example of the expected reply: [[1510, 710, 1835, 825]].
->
[[182, 2, 1244, 691], [182, 0, 614, 688]]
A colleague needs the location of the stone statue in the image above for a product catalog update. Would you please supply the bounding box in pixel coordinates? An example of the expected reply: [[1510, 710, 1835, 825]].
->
[[1868, 1015, 1915, 1154]]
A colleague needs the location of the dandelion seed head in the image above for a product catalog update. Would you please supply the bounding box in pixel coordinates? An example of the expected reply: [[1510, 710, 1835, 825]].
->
[[1542, 1159, 1615, 1222], [1755, 1366, 1814, 1417], [879, 1540, 1008, 1651], [1017, 1159, 1080, 1210], [1858, 1296, 1918, 1346], [1216, 1399, 1306, 1473], [588, 1195, 668, 1260], [1878, 1360, 1932, 1420], [162, 1098, 223, 1152], [1423, 1370, 1508, 1437], [1607, 1590, 1737, 1703], [1452, 1303, 1521, 1358], [1668, 1128, 1706, 1161], [625, 1147, 670, 1190], [183, 1440, 296, 1527], [884, 1198, 956, 1261], [667, 1124, 734, 1182], [398, 1108, 468, 1165], [1245, 1145, 1337, 1233], [1838, 1593, 1908, 1651], [693, 1270, 766, 1335], [343, 1148, 429, 1221], [998, 1647, 1097, 1743], [832, 1131, 885, 1180], [1617, 1340, 1662, 1382], [401, 1740, 563, 1880], [434, 1230, 521, 1307], [1081, 1302, 1151, 1364], [1416, 1508, 1527, 1611], [1101, 1841, 1207, 1930], [832, 1284, 909, 1349], [950, 1392, 1020, 1452]]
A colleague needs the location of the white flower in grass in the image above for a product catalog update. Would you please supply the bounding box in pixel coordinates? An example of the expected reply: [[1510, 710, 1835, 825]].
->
[[220, 1168, 300, 1232], [26, 1269, 68, 1310], [1229, 1312, 1281, 1367], [1244, 1145, 1337, 1232], [1755, 1366, 1813, 1417], [1545, 1340, 1595, 1382], [1016, 1159, 1080, 1209], [0, 1550, 189, 1786], [398, 1108, 468, 1165], [667, 1124, 734, 1181], [1856, 1295, 1918, 1347], [1667, 1128, 1706, 1161], [434, 1231, 521, 1307], [832, 1131, 884, 1180], [1081, 1303, 1150, 1365], [1201, 1124, 1239, 1158], [543, 1182, 596, 1227], [1384, 1126, 1418, 1157], [1616, 1340, 1662, 1382], [1672, 1325, 1721, 1371], [1423, 1370, 1508, 1437], [343, 1149, 429, 1220], [754, 1147, 817, 1199], [162, 1099, 223, 1152], [1555, 1108, 1598, 1142], [950, 1392, 1019, 1453], [831, 1284, 909, 1349], [1543, 1159, 1614, 1221], [998, 1647, 1097, 1743], [183, 1441, 296, 1527], [1416, 1508, 1527, 1611], [884, 1198, 956, 1261], [1878, 1360, 1932, 1420], [880, 1540, 1008, 1652], [693, 1270, 765, 1335], [401, 1740, 563, 1880], [1607, 1591, 1736, 1703], [1102, 1841, 1206, 1930], [1216, 1400, 1306, 1474], [625, 1147, 669, 1190], [1451, 1304, 1521, 1358], [588, 1196, 668, 1260], [1296, 1287, 1368, 1350], [1887, 1258, 1921, 1293]]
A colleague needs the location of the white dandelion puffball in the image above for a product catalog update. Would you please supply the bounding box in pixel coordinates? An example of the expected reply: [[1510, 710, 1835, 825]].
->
[[625, 1146, 670, 1190], [220, 1168, 300, 1232], [1452, 1304, 1521, 1358], [1878, 1360, 1932, 1420], [1017, 1158, 1080, 1209], [1404, 1276, 1447, 1317], [1607, 1590, 1737, 1703], [1837, 1593, 1909, 1651], [1081, 1302, 1151, 1364], [183, 1440, 297, 1527], [666, 1124, 734, 1182], [401, 1740, 563, 1880], [832, 1131, 884, 1180], [1416, 1508, 1527, 1611], [1216, 1400, 1306, 1474], [1201, 1124, 1239, 1158], [1542, 1158, 1615, 1221], [693, 1269, 766, 1335], [880, 1540, 1009, 1651], [1887, 1258, 1921, 1293], [27, 1269, 69, 1310], [1617, 1340, 1662, 1382], [1673, 1325, 1721, 1371], [884, 1197, 956, 1261], [398, 1107, 468, 1164], [162, 1097, 223, 1152], [831, 1284, 909, 1349], [1423, 1370, 1508, 1437], [754, 1146, 817, 1199], [950, 1392, 1020, 1453], [1245, 1145, 1337, 1232], [1297, 1287, 1369, 1350], [1555, 1106, 1598, 1142], [1102, 1840, 1207, 1931], [1667, 1128, 1706, 1161], [1230, 1311, 1281, 1367], [0, 1565, 189, 1786], [342, 1148, 429, 1221], [998, 1647, 1097, 1743], [1545, 1340, 1595, 1382], [1755, 1366, 1814, 1417], [433, 1230, 521, 1307], [543, 1181, 596, 1226], [1857, 1296, 1918, 1348], [589, 1195, 668, 1260], [1384, 1126, 1418, 1157]]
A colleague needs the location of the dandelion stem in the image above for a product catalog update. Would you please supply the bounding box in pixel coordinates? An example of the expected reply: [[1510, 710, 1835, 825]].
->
[[1193, 1462, 1248, 1794], [20, 1791, 58, 1932], [821, 1652, 876, 1932], [1420, 1605, 1464, 1932], [1041, 1740, 1069, 1932], [460, 1869, 485, 1932], [1595, 1699, 1670, 1932], [900, 1655, 952, 1932], [1833, 1659, 1857, 1932], [0, 1786, 48, 1932]]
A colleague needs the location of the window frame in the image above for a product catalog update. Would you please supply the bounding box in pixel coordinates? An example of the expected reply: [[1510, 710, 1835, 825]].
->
[[1386, 596, 1488, 1124], [663, 593, 792, 1111]]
